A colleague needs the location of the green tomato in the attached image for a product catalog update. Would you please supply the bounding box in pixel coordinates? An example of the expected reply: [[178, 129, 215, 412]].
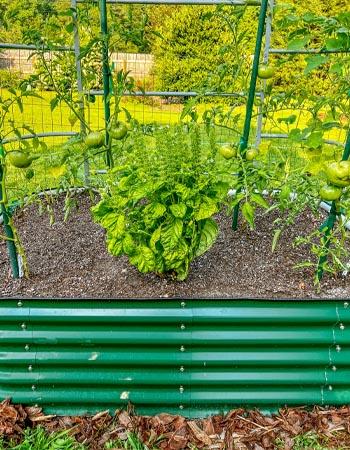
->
[[25, 168, 35, 179], [257, 64, 275, 80], [319, 185, 342, 201], [219, 144, 237, 160], [7, 151, 37, 169], [325, 161, 350, 187], [108, 121, 128, 140], [85, 131, 105, 148], [245, 148, 259, 161]]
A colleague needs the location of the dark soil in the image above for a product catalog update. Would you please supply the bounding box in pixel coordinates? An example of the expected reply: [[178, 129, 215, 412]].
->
[[1, 191, 350, 299], [1, 399, 350, 450]]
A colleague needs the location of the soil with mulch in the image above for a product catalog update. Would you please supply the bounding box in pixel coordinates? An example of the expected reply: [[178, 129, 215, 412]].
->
[[1, 398, 350, 449], [0, 190, 350, 298]]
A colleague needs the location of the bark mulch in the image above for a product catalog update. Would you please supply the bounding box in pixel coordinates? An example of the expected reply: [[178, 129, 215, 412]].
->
[[1, 399, 350, 449]]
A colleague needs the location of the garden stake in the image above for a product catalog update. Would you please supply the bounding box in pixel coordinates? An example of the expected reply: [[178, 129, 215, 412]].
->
[[317, 127, 350, 281], [0, 146, 20, 278], [232, 0, 269, 230], [99, 0, 111, 167]]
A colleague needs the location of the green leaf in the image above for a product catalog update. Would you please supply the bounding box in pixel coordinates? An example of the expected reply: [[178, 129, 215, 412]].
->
[[144, 202, 166, 224], [277, 114, 297, 125], [161, 218, 183, 252], [287, 36, 312, 50], [288, 128, 302, 143], [150, 226, 162, 252], [180, 97, 198, 121], [194, 196, 218, 221], [163, 238, 189, 270], [304, 131, 324, 149], [272, 229, 282, 252], [100, 212, 125, 237], [175, 183, 192, 201], [50, 97, 60, 112], [122, 233, 136, 256], [325, 37, 346, 51], [250, 193, 269, 209], [128, 245, 156, 273], [169, 203, 187, 218], [242, 202, 255, 229], [107, 236, 123, 257], [304, 55, 330, 75], [193, 218, 218, 258]]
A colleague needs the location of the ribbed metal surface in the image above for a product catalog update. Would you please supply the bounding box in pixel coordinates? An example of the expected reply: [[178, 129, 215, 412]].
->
[[0, 299, 349, 417]]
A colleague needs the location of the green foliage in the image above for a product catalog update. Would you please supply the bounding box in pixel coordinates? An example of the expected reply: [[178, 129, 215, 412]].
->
[[92, 123, 231, 280], [0, 425, 86, 450], [0, 69, 21, 89], [152, 5, 256, 94]]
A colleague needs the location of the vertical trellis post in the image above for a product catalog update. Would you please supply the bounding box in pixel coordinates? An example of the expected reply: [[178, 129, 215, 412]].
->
[[232, 0, 269, 230], [99, 0, 112, 167], [0, 146, 19, 278], [71, 0, 90, 183]]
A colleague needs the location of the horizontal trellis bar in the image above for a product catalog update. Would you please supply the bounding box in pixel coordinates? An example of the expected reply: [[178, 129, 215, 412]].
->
[[0, 299, 349, 417], [75, 0, 262, 4]]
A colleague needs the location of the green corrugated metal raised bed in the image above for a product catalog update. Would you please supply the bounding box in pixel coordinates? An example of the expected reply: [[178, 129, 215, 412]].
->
[[1, 298, 349, 417]]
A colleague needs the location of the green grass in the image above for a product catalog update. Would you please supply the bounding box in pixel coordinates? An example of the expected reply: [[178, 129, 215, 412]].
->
[[0, 426, 86, 450]]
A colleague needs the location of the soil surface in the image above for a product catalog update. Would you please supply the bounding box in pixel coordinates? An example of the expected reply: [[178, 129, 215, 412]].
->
[[1, 190, 350, 299]]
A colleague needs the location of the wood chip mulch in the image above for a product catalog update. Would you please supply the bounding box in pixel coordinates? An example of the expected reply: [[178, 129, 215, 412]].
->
[[1, 398, 350, 449]]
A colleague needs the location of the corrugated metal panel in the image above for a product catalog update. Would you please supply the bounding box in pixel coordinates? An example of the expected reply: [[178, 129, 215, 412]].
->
[[0, 299, 349, 417]]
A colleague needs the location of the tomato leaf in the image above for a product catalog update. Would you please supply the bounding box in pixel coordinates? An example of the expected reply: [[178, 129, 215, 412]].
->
[[287, 35, 312, 50], [272, 229, 282, 252], [304, 55, 330, 75], [250, 193, 269, 209], [242, 202, 255, 229]]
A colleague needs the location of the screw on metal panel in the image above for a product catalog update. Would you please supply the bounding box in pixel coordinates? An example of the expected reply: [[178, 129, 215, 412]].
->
[[332, 366, 337, 371], [344, 302, 349, 308], [25, 345, 30, 351], [17, 301, 23, 307], [336, 345, 342, 352], [180, 366, 185, 372], [180, 346, 185, 352], [328, 385, 333, 391], [180, 302, 186, 308], [21, 323, 27, 330], [180, 324, 186, 330], [179, 386, 184, 393], [179, 405, 184, 410], [31, 385, 36, 391], [28, 365, 33, 372], [340, 323, 345, 330]]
